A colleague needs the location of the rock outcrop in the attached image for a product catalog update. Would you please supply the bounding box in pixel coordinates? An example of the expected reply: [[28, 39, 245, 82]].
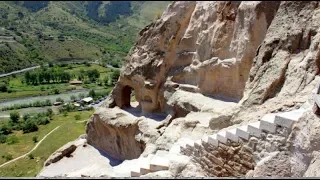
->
[[40, 1, 320, 178], [86, 107, 146, 160]]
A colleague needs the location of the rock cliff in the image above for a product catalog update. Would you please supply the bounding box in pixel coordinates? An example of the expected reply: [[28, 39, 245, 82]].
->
[[40, 1, 320, 178]]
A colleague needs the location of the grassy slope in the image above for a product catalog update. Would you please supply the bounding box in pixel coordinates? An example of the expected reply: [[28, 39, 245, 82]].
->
[[0, 111, 92, 177], [0, 1, 171, 74]]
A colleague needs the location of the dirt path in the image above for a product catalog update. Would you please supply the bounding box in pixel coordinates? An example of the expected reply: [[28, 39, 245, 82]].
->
[[0, 126, 60, 168]]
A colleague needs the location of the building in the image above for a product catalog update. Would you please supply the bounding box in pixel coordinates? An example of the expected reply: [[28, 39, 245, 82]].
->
[[81, 97, 93, 104]]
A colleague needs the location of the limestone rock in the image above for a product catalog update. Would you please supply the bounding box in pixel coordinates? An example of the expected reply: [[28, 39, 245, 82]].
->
[[86, 107, 146, 160]]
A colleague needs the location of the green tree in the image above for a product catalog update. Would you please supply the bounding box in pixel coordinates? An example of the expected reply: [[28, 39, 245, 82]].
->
[[0, 83, 7, 92], [89, 89, 96, 98], [9, 111, 20, 123], [0, 125, 11, 135], [110, 69, 120, 84], [87, 69, 100, 82], [23, 113, 30, 121], [22, 119, 38, 133]]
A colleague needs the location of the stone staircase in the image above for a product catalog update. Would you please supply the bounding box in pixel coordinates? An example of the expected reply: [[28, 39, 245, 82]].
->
[[129, 145, 188, 177], [180, 108, 307, 155], [128, 107, 308, 177]]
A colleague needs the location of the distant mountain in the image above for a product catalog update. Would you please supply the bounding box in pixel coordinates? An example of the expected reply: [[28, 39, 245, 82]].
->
[[0, 1, 171, 73]]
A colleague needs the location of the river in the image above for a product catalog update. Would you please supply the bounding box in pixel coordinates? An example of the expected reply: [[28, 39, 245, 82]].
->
[[0, 89, 90, 109]]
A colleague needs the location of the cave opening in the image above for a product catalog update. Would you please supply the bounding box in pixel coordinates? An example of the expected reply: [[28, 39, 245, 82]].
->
[[122, 85, 134, 108]]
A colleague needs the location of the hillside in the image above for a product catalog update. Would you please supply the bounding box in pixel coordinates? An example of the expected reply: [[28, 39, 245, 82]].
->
[[0, 1, 171, 73]]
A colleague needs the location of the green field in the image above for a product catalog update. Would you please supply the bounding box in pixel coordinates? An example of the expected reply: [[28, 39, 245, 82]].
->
[[0, 110, 92, 177], [0, 64, 114, 101]]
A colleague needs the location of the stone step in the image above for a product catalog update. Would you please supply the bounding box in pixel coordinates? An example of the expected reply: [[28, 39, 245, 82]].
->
[[226, 128, 239, 142], [217, 131, 228, 144], [156, 150, 170, 157], [260, 113, 277, 133], [208, 134, 219, 146], [150, 155, 169, 172], [247, 121, 262, 137], [194, 139, 202, 149], [178, 84, 199, 93], [180, 138, 195, 153], [274, 109, 305, 128], [185, 140, 195, 150], [201, 136, 209, 146], [130, 158, 143, 177], [140, 154, 154, 175], [236, 125, 250, 140], [130, 166, 141, 177], [169, 144, 181, 155]]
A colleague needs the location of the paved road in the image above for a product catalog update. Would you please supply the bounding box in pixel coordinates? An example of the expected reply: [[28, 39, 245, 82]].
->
[[0, 66, 41, 78], [0, 126, 60, 168], [0, 62, 119, 78]]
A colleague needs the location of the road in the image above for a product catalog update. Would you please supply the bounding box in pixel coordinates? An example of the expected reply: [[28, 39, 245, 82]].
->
[[0, 66, 40, 78], [0, 62, 119, 78], [0, 126, 60, 168]]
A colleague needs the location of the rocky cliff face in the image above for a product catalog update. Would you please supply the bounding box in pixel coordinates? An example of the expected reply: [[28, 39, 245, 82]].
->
[[42, 1, 320, 178]]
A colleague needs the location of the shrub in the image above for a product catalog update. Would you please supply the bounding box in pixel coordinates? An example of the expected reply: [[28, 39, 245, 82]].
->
[[32, 136, 38, 143], [89, 89, 96, 98], [28, 153, 34, 159], [9, 111, 20, 123], [74, 114, 81, 120], [70, 95, 76, 101], [46, 108, 53, 118], [53, 88, 60, 94], [0, 125, 12, 135], [0, 83, 7, 92], [56, 97, 64, 103], [45, 99, 52, 106], [6, 135, 19, 145], [4, 154, 12, 161], [63, 111, 68, 117], [22, 120, 38, 133], [0, 135, 7, 143], [23, 113, 30, 121], [38, 117, 50, 125]]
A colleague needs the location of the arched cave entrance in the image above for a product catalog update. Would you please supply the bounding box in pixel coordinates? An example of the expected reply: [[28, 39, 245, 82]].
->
[[122, 85, 134, 108]]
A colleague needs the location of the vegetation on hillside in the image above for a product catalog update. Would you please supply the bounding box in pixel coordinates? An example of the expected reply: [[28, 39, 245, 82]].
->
[[0, 1, 170, 74]]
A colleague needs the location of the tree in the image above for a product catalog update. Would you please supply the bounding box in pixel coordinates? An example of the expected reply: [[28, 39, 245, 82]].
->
[[0, 83, 7, 92], [53, 88, 60, 94], [0, 125, 11, 135], [89, 89, 96, 98], [22, 120, 38, 133], [110, 69, 120, 84], [9, 111, 20, 123], [87, 69, 100, 82], [47, 108, 53, 119], [23, 113, 30, 121]]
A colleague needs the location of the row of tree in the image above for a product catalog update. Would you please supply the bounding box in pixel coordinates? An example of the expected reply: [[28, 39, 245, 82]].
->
[[24, 67, 102, 85], [25, 68, 71, 85]]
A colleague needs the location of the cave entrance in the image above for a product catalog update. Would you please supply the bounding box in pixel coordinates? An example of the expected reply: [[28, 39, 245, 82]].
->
[[122, 85, 134, 108]]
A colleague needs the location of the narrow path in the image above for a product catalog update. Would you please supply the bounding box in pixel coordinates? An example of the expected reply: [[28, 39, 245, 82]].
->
[[76, 120, 88, 123], [0, 126, 60, 168]]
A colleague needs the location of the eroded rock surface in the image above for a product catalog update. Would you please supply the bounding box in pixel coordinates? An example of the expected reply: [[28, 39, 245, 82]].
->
[[40, 1, 320, 178]]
